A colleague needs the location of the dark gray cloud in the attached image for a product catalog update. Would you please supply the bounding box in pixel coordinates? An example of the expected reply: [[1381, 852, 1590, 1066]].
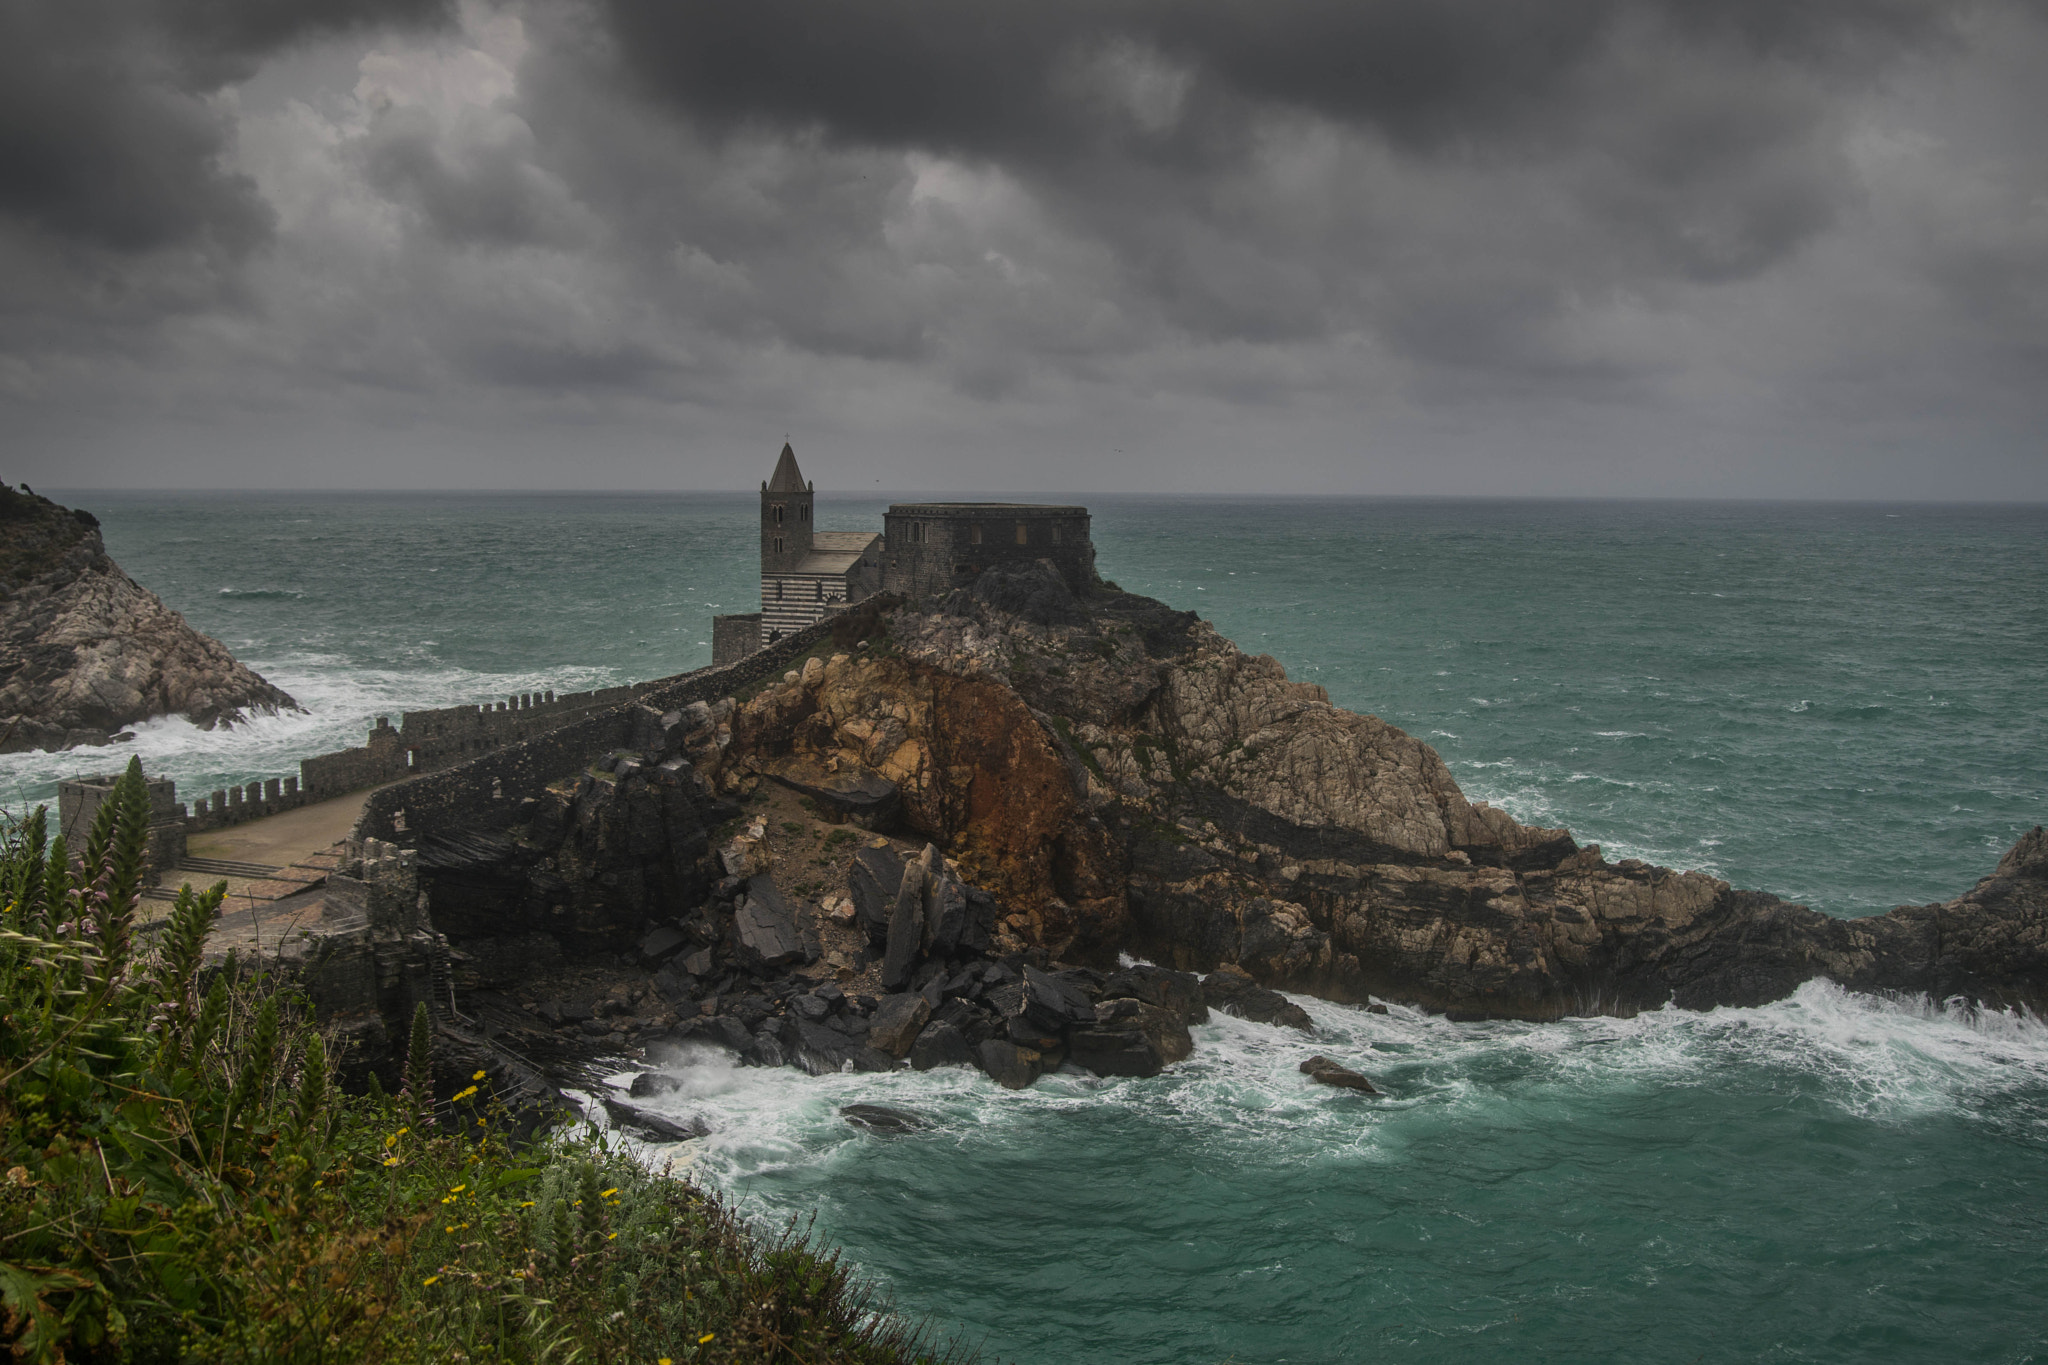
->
[[0, 0, 2044, 496]]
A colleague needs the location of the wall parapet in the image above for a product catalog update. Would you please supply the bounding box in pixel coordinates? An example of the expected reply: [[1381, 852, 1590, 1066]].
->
[[353, 614, 849, 846]]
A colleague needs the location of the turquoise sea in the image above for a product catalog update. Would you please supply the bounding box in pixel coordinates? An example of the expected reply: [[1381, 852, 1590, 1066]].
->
[[16, 492, 2048, 1363]]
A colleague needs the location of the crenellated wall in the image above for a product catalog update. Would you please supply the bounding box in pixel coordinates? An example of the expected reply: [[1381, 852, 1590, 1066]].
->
[[62, 678, 696, 846], [353, 613, 848, 846]]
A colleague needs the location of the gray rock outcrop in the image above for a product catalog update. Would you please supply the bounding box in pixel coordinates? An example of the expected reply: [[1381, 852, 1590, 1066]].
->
[[0, 485, 297, 752]]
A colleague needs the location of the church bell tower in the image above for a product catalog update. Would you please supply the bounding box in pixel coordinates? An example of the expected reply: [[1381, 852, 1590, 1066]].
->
[[761, 441, 813, 576]]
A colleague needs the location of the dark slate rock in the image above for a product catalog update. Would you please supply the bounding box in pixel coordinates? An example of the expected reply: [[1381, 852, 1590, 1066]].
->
[[977, 1038, 1042, 1090], [736, 878, 806, 968], [579, 1017, 612, 1036], [828, 1013, 871, 1039], [638, 924, 689, 963], [669, 1015, 754, 1053], [848, 846, 906, 943], [882, 861, 926, 990], [790, 1019, 897, 1076], [1068, 1000, 1195, 1078], [627, 1071, 682, 1098], [923, 867, 970, 955], [1102, 963, 1210, 1026], [680, 948, 715, 977], [763, 758, 902, 831], [909, 1021, 975, 1071], [742, 1029, 787, 1068], [650, 965, 695, 1007], [1202, 964, 1315, 1033], [983, 981, 1025, 1020], [1006, 1014, 1064, 1051], [868, 993, 933, 1057], [1300, 1055, 1378, 1093], [840, 1103, 931, 1135], [1021, 964, 1097, 1033], [792, 992, 832, 1022], [601, 1097, 708, 1143]]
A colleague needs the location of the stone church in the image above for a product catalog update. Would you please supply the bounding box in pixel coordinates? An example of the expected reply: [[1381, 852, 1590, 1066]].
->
[[711, 442, 1095, 664]]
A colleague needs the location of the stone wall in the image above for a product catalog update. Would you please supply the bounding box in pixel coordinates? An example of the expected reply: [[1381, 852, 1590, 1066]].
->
[[355, 614, 847, 846], [880, 504, 1095, 601]]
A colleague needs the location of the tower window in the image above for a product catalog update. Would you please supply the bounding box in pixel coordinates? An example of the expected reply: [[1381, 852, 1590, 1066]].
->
[[773, 504, 784, 525], [814, 580, 822, 601], [776, 581, 784, 599], [773, 536, 784, 554], [1015, 523, 1028, 545], [1051, 524, 1061, 543], [970, 524, 982, 545]]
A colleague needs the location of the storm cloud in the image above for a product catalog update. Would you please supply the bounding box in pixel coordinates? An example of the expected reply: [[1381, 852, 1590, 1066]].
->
[[1, 0, 2043, 496]]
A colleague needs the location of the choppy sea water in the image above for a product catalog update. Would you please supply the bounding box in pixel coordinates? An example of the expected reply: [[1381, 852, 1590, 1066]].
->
[[22, 491, 2048, 1362]]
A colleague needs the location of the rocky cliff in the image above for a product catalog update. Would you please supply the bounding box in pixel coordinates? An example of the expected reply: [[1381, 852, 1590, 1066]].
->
[[671, 562, 2045, 1021], [0, 485, 298, 752], [346, 563, 2043, 1103]]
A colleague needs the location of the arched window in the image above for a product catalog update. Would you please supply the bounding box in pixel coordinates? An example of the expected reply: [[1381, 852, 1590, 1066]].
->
[[1050, 524, 1061, 543], [1015, 523, 1028, 545], [969, 524, 982, 545], [772, 504, 784, 525]]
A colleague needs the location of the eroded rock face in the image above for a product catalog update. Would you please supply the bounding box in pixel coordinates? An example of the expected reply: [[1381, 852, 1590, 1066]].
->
[[0, 486, 297, 751], [683, 562, 2048, 1020]]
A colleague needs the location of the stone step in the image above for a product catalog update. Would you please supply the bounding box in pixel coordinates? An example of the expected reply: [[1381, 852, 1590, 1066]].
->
[[177, 856, 283, 878]]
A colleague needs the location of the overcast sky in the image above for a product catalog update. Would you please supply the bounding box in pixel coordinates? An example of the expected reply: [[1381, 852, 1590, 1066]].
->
[[3, 0, 2045, 497]]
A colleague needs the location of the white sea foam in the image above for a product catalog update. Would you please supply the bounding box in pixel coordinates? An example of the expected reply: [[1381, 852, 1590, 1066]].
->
[[608, 980, 2048, 1207]]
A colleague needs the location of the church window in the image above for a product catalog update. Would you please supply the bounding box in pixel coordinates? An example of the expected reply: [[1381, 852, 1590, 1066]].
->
[[1015, 523, 1028, 545], [773, 536, 784, 554], [970, 524, 982, 545], [1051, 524, 1061, 543], [775, 581, 784, 599], [772, 504, 784, 525], [814, 580, 822, 601]]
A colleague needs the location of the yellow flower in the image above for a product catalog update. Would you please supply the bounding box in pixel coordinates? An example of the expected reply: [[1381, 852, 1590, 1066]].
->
[[660, 1358, 673, 1364], [383, 1157, 400, 1167], [472, 1069, 487, 1081], [606, 1231, 618, 1240], [519, 1200, 535, 1208], [423, 1275, 440, 1286], [449, 1184, 466, 1193], [600, 1188, 619, 1198], [699, 1333, 715, 1344]]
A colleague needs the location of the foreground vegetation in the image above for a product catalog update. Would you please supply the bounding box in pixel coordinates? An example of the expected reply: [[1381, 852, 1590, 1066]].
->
[[1, 760, 956, 1363]]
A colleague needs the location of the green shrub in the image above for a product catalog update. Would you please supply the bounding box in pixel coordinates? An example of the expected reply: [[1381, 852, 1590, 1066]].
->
[[0, 759, 959, 1364]]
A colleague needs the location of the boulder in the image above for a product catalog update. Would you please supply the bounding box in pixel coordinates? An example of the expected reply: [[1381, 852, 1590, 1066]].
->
[[736, 878, 807, 968], [638, 924, 688, 963], [788, 1018, 897, 1075], [1020, 964, 1097, 1033], [867, 993, 932, 1057], [977, 1038, 1042, 1090], [668, 1016, 754, 1053], [881, 856, 927, 989], [1066, 998, 1194, 1078], [841, 1103, 931, 1135], [1300, 1055, 1378, 1093], [847, 845, 905, 943], [910, 1021, 975, 1071], [1202, 965, 1315, 1033], [627, 1071, 682, 1098], [1102, 963, 1209, 1026], [762, 756, 903, 831], [601, 1097, 709, 1143]]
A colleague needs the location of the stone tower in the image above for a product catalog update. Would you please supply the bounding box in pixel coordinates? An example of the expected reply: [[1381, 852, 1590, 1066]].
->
[[761, 441, 813, 575]]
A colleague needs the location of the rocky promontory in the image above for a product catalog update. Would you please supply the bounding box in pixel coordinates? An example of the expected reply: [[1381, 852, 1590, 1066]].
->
[[340, 564, 2042, 1103], [0, 485, 298, 752]]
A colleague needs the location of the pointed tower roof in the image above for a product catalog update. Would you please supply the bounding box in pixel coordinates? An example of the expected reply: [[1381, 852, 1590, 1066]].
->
[[766, 442, 808, 493]]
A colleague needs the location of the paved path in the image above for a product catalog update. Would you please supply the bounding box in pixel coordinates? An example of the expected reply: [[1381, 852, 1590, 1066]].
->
[[185, 789, 371, 868]]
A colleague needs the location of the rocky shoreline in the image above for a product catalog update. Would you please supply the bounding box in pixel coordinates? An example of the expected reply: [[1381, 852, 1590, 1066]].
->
[[306, 561, 2041, 1113], [0, 485, 297, 752]]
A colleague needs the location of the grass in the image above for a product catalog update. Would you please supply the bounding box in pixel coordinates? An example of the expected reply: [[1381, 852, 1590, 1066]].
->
[[0, 759, 963, 1364]]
